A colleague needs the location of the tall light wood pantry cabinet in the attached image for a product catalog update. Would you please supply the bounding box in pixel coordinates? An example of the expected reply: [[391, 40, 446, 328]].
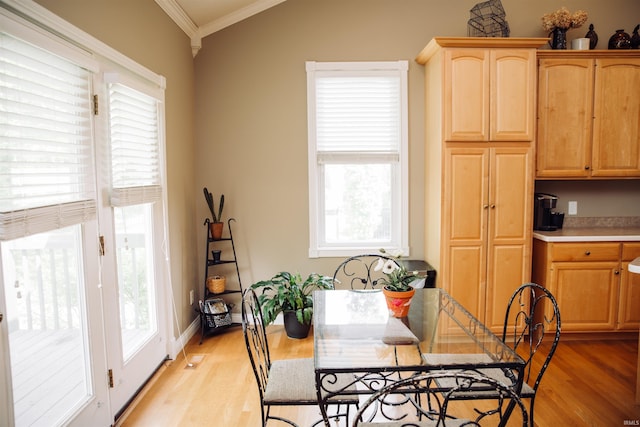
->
[[416, 38, 548, 333], [537, 51, 640, 178]]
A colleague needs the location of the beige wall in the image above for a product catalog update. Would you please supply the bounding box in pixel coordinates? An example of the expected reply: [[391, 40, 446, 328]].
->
[[34, 0, 198, 335], [194, 0, 640, 300], [536, 180, 640, 218], [29, 0, 640, 327]]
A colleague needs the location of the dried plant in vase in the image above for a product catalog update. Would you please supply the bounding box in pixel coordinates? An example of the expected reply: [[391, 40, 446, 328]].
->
[[541, 7, 588, 49]]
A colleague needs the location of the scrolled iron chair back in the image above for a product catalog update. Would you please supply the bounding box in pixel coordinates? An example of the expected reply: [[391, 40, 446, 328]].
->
[[241, 288, 271, 407], [502, 282, 561, 392], [352, 371, 528, 426], [333, 254, 400, 290]]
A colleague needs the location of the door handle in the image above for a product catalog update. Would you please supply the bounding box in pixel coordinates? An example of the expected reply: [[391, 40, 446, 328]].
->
[[0, 313, 3, 323]]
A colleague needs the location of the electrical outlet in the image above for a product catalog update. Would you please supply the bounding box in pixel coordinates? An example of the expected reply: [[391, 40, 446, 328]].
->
[[189, 290, 194, 305], [568, 201, 578, 216]]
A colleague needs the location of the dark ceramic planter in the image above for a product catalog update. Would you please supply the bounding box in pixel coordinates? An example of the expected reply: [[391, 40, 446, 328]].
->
[[283, 310, 311, 339]]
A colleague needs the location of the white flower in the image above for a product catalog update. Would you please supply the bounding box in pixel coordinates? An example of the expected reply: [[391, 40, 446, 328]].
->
[[377, 248, 417, 292], [382, 259, 399, 275]]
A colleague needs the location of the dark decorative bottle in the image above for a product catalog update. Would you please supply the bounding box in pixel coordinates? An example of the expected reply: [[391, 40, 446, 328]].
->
[[585, 24, 598, 50], [608, 29, 632, 49], [631, 25, 640, 49]]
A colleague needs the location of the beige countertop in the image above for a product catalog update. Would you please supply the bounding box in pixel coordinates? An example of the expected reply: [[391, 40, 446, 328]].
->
[[533, 227, 640, 242]]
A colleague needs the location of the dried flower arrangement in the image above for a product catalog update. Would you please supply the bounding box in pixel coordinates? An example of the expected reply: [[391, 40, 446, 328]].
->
[[541, 7, 588, 31]]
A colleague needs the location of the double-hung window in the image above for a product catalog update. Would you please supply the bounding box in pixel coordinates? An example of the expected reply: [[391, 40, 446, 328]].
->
[[306, 61, 409, 257]]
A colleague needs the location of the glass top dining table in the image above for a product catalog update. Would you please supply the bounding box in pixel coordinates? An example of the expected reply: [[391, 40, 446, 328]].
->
[[312, 287, 526, 425]]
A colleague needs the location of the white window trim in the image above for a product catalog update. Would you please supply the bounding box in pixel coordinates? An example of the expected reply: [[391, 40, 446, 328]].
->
[[0, 0, 165, 90], [306, 60, 409, 258]]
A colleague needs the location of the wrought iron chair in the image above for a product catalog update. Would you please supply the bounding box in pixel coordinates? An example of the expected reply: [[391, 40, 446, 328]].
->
[[434, 282, 561, 427], [333, 254, 400, 290], [351, 371, 529, 426], [241, 288, 359, 427]]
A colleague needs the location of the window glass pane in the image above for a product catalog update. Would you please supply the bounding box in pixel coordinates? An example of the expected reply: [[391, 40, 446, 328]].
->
[[1, 225, 91, 427], [323, 163, 391, 244], [114, 203, 157, 361]]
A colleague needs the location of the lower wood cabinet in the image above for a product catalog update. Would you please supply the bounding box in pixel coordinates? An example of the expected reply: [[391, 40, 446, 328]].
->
[[532, 240, 640, 332], [620, 243, 640, 329]]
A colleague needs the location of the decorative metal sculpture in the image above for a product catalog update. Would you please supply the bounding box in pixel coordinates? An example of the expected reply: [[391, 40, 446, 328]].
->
[[468, 0, 510, 37]]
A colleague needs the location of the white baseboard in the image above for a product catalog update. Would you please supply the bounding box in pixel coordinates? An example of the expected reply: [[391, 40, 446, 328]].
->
[[169, 317, 199, 359]]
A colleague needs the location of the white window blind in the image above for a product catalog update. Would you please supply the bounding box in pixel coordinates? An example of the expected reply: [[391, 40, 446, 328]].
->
[[108, 83, 162, 207], [0, 32, 96, 241], [316, 75, 401, 153]]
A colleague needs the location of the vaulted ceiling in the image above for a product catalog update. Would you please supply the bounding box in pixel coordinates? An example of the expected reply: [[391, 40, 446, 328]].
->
[[155, 0, 286, 56]]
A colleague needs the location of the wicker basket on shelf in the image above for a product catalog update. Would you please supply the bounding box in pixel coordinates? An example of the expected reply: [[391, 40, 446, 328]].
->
[[206, 275, 226, 294]]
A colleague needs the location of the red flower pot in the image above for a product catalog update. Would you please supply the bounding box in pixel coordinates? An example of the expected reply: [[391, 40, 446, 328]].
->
[[382, 287, 416, 318]]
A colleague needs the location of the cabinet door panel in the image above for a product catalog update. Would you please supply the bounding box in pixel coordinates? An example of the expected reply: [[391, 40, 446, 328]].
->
[[447, 246, 485, 321], [620, 243, 640, 329], [486, 244, 529, 333], [537, 59, 594, 177], [445, 148, 488, 241], [485, 148, 532, 333], [619, 266, 640, 329], [444, 49, 488, 141], [443, 148, 488, 321], [489, 148, 532, 241], [592, 59, 640, 177], [490, 50, 536, 141], [550, 262, 619, 331]]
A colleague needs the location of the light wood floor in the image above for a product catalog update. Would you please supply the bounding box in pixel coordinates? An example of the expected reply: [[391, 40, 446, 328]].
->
[[119, 326, 640, 427]]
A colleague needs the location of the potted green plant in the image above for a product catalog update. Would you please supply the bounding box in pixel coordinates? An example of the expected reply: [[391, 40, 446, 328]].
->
[[251, 271, 334, 338], [203, 187, 224, 239], [375, 249, 419, 317]]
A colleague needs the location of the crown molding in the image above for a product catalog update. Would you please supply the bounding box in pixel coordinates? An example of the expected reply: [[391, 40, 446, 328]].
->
[[158, 0, 288, 56], [198, 0, 286, 37], [154, 0, 201, 57]]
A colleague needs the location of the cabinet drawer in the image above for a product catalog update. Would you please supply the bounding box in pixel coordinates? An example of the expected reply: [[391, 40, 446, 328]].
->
[[550, 243, 620, 261], [622, 243, 640, 261]]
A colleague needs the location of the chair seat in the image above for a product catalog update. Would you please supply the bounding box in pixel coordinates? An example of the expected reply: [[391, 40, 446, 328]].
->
[[359, 419, 471, 427], [264, 358, 358, 405], [435, 367, 534, 398]]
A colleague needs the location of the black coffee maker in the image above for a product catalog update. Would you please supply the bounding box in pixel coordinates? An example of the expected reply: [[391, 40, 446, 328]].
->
[[534, 193, 560, 231]]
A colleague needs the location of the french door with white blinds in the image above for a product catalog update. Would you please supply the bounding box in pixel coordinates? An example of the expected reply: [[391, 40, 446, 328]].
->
[[0, 6, 169, 426]]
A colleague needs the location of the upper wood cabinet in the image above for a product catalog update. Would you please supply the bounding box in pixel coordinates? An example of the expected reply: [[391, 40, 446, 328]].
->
[[537, 52, 640, 178], [443, 48, 536, 142]]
